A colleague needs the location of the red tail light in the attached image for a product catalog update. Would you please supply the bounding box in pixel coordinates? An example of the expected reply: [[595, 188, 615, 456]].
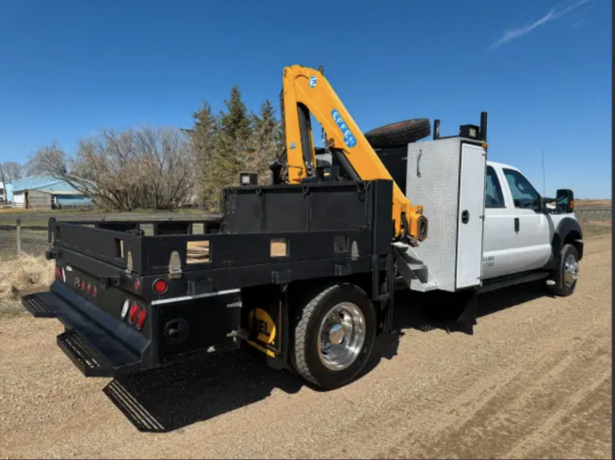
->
[[128, 303, 139, 325], [136, 308, 147, 331], [92, 286, 98, 298], [80, 281, 85, 291], [55, 267, 62, 280], [86, 284, 92, 295], [134, 279, 141, 292], [153, 279, 168, 294]]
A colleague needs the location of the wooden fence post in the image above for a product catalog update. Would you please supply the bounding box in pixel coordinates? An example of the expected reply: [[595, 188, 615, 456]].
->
[[16, 218, 22, 258]]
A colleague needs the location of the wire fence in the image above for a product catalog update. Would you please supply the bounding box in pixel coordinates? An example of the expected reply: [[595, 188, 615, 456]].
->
[[575, 208, 612, 222], [0, 221, 50, 261], [0, 208, 610, 263]]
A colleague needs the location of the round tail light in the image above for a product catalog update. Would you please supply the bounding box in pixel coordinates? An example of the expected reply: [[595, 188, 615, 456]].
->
[[86, 284, 92, 295], [128, 303, 139, 325], [153, 279, 168, 294], [136, 308, 147, 331], [92, 286, 98, 298], [80, 281, 85, 291]]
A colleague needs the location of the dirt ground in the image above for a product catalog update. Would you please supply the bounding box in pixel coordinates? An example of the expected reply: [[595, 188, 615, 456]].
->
[[0, 236, 611, 459]]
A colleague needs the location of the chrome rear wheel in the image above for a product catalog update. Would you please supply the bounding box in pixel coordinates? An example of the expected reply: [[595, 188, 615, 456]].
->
[[317, 302, 366, 371]]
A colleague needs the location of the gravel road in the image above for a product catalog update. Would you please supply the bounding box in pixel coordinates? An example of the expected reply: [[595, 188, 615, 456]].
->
[[0, 236, 611, 459]]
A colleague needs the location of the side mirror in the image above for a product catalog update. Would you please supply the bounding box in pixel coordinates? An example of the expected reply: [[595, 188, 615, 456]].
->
[[555, 189, 574, 214]]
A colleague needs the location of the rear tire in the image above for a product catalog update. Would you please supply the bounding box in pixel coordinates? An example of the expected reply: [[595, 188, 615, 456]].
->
[[548, 244, 580, 296], [291, 283, 376, 390], [365, 118, 431, 148]]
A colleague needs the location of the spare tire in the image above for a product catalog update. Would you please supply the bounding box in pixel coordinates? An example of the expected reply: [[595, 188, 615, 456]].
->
[[365, 118, 431, 149]]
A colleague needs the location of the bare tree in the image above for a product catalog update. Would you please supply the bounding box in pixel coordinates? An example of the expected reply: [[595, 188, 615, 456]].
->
[[37, 127, 196, 211], [25, 141, 68, 176], [1, 162, 24, 183], [132, 126, 196, 209]]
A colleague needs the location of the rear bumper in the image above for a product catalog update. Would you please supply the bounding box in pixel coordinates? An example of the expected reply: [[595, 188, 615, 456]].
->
[[21, 284, 151, 378]]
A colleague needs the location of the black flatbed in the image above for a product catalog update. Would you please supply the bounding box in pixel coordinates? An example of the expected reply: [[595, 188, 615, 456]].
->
[[24, 180, 397, 378]]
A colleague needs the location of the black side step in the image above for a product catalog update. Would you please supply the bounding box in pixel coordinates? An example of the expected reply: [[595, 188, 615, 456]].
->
[[57, 329, 115, 377], [22, 288, 148, 378], [21, 293, 57, 318], [478, 270, 550, 294]]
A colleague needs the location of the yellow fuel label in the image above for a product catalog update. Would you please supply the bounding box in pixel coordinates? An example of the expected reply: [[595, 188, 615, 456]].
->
[[248, 307, 277, 345]]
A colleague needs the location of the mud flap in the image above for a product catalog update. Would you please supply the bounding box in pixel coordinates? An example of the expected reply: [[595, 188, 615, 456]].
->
[[447, 289, 478, 335]]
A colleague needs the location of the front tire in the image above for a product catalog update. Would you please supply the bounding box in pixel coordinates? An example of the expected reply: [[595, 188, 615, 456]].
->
[[549, 244, 580, 296], [292, 283, 376, 390]]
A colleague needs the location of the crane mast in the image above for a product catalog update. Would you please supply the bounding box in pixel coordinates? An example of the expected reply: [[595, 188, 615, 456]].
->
[[279, 64, 427, 242]]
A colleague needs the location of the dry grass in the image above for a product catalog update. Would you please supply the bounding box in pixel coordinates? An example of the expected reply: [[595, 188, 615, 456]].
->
[[576, 199, 612, 209], [581, 221, 612, 238], [0, 255, 54, 317]]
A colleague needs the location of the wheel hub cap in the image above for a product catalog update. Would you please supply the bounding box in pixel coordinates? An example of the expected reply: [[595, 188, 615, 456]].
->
[[329, 324, 345, 345], [317, 302, 366, 371], [564, 254, 579, 287]]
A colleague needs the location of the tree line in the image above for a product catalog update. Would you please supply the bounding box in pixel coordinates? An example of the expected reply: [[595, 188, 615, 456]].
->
[[1, 85, 284, 212]]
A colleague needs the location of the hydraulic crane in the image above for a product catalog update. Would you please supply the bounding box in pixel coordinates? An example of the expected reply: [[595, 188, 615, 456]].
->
[[275, 65, 427, 243]]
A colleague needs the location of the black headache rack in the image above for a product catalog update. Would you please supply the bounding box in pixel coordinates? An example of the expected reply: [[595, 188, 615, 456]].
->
[[23, 180, 395, 378]]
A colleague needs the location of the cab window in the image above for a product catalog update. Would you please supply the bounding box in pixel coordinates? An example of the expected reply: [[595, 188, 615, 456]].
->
[[485, 166, 505, 208], [503, 168, 540, 210]]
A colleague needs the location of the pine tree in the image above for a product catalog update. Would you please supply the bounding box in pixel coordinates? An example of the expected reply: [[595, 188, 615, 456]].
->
[[185, 87, 284, 211], [252, 99, 283, 184], [212, 85, 255, 200], [218, 85, 253, 143], [185, 100, 219, 210]]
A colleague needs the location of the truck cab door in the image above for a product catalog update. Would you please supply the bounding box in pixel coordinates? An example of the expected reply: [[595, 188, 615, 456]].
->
[[501, 167, 552, 274], [482, 165, 552, 279]]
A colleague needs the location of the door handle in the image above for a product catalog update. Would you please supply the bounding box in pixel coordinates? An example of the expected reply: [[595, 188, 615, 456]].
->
[[514, 217, 520, 233], [461, 210, 470, 224], [417, 149, 422, 177]]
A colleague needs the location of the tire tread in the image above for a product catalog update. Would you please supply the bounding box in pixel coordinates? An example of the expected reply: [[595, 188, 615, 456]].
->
[[549, 243, 579, 296], [292, 284, 338, 386]]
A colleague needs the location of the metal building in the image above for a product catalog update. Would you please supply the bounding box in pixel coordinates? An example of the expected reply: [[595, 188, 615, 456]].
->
[[11, 174, 93, 209]]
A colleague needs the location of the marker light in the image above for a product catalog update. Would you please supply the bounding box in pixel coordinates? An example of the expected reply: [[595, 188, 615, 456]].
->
[[121, 299, 130, 320], [153, 279, 168, 294]]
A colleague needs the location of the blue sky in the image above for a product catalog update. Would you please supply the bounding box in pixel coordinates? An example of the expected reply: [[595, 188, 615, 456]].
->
[[0, 0, 611, 198]]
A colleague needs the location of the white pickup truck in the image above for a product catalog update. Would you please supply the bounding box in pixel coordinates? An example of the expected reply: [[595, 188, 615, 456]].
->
[[371, 129, 584, 306], [318, 134, 583, 305], [481, 160, 582, 296]]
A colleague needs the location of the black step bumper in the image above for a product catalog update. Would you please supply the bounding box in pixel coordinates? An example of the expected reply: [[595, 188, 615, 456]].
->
[[21, 284, 150, 378]]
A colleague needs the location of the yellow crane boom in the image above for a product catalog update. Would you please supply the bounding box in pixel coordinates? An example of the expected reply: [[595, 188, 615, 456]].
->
[[279, 64, 427, 242]]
